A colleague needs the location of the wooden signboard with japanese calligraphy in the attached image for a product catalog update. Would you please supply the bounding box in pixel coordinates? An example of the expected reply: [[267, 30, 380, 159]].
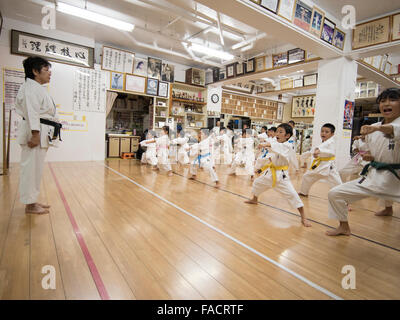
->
[[11, 30, 94, 68]]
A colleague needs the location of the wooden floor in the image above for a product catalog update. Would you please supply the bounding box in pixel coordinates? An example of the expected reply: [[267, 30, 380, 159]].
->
[[0, 159, 399, 300]]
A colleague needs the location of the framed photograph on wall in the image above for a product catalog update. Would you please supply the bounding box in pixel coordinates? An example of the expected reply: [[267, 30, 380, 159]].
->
[[321, 18, 336, 44], [293, 78, 303, 88], [333, 28, 346, 50], [158, 81, 169, 97], [293, 0, 313, 32], [272, 52, 288, 68], [287, 48, 305, 64], [146, 78, 159, 95], [309, 7, 325, 37], [147, 57, 162, 79], [125, 74, 146, 93], [133, 57, 148, 77], [303, 73, 317, 86], [392, 13, 400, 41], [372, 55, 383, 70], [291, 94, 316, 118], [277, 0, 296, 22], [277, 102, 284, 121], [161, 63, 174, 82], [110, 72, 124, 90], [219, 68, 226, 80], [260, 0, 279, 14], [255, 56, 266, 72], [226, 63, 236, 78], [246, 58, 256, 73], [280, 78, 293, 90], [352, 16, 391, 49], [236, 62, 245, 75]]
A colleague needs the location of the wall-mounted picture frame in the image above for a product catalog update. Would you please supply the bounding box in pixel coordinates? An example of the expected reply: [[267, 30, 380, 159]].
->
[[245, 58, 256, 73], [158, 81, 169, 97], [280, 78, 293, 90], [226, 63, 236, 78], [287, 48, 305, 64], [125, 74, 146, 93], [272, 52, 288, 68], [110, 72, 124, 90], [101, 45, 135, 73], [321, 18, 336, 44], [11, 29, 94, 68], [277, 0, 296, 22], [147, 57, 162, 79], [236, 62, 245, 75], [333, 28, 346, 50], [352, 16, 391, 49], [303, 73, 318, 86], [293, 0, 313, 31], [219, 68, 227, 80], [309, 7, 325, 38], [212, 67, 220, 82], [277, 102, 284, 121], [260, 0, 280, 14], [292, 94, 316, 118], [133, 57, 147, 77], [161, 63, 175, 82], [392, 13, 400, 41], [255, 56, 266, 72], [293, 78, 303, 88], [306, 51, 319, 61], [372, 55, 383, 70], [380, 54, 389, 72], [146, 78, 159, 95]]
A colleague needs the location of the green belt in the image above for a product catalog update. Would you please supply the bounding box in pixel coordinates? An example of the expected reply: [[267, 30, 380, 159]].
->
[[360, 161, 400, 180]]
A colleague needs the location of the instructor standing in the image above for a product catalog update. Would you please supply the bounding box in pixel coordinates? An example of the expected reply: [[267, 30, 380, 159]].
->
[[15, 56, 57, 214]]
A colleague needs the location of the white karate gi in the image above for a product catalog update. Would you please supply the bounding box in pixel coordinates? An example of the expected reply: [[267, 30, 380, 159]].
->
[[252, 141, 303, 209], [255, 137, 275, 170], [339, 139, 369, 181], [328, 119, 400, 221], [215, 133, 233, 165], [288, 128, 297, 151], [190, 136, 219, 182], [229, 137, 255, 176], [171, 136, 189, 165], [156, 134, 171, 172], [140, 139, 158, 166], [300, 136, 342, 195], [15, 78, 57, 204]]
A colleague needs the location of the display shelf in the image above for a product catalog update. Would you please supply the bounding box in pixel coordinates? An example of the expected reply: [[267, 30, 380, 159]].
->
[[171, 98, 206, 105]]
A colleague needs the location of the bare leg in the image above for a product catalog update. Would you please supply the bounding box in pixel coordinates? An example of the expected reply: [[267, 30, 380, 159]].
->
[[215, 180, 220, 188], [298, 207, 311, 227], [189, 175, 196, 180], [375, 206, 393, 216], [245, 195, 258, 204], [25, 203, 49, 215], [326, 221, 351, 236]]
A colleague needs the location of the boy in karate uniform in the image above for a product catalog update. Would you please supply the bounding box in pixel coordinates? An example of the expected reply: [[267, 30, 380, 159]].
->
[[215, 127, 233, 165], [245, 123, 311, 227], [327, 88, 400, 236], [146, 126, 173, 176], [171, 128, 190, 166], [189, 129, 219, 187], [255, 127, 276, 171], [299, 123, 342, 197], [229, 129, 255, 178], [339, 136, 369, 182], [140, 131, 158, 167]]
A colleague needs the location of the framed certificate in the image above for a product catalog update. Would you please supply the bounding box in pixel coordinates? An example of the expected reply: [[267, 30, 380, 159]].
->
[[352, 16, 391, 49], [125, 74, 146, 93]]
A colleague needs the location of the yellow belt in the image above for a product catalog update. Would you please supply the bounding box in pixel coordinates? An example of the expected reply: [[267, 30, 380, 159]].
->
[[260, 162, 289, 187], [310, 156, 335, 170]]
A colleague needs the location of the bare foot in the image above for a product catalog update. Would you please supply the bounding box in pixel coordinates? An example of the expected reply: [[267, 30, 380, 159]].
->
[[348, 205, 353, 212], [25, 204, 49, 215], [326, 225, 351, 236], [298, 192, 308, 197], [228, 172, 236, 176], [189, 175, 196, 180], [301, 219, 312, 227], [375, 207, 393, 216], [215, 181, 220, 188], [168, 171, 173, 177], [38, 203, 51, 209], [244, 199, 258, 204], [250, 175, 254, 180], [152, 167, 159, 171]]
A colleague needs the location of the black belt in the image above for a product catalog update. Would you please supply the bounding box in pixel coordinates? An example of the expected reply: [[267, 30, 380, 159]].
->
[[23, 117, 62, 141]]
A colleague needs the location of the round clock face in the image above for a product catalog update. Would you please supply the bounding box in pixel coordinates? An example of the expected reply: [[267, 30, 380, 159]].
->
[[211, 93, 219, 103]]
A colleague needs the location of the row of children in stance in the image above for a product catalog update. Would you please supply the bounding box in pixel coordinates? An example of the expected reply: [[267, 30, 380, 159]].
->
[[139, 88, 400, 236]]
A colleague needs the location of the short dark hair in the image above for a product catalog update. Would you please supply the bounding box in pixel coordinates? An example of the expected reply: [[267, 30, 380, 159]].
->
[[376, 88, 400, 104], [268, 126, 277, 132], [322, 123, 335, 133], [23, 56, 51, 80], [288, 120, 295, 125], [162, 126, 169, 134], [262, 126, 268, 131], [277, 123, 293, 138]]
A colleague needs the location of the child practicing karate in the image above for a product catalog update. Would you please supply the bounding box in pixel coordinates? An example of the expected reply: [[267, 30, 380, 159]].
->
[[299, 123, 342, 197], [140, 131, 158, 167], [327, 88, 400, 236], [171, 128, 190, 166], [189, 128, 220, 187], [244, 123, 311, 227], [339, 135, 369, 182], [215, 127, 233, 165], [255, 127, 276, 171], [146, 126, 173, 176], [229, 129, 255, 179]]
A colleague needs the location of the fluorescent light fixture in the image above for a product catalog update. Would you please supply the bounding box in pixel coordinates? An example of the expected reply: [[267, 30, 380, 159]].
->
[[240, 43, 254, 52], [57, 2, 135, 32], [189, 43, 234, 60]]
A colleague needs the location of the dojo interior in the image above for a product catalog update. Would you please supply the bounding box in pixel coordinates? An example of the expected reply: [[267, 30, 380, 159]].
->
[[0, 0, 400, 300]]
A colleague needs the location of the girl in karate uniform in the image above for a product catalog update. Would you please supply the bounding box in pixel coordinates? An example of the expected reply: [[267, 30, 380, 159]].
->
[[215, 127, 233, 165], [146, 126, 172, 176], [140, 131, 158, 167], [171, 129, 190, 166]]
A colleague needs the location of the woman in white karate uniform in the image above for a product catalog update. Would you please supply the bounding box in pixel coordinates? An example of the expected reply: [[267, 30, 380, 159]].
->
[[15, 56, 57, 215]]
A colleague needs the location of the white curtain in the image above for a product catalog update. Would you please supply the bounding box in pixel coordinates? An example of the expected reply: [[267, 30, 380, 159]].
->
[[106, 91, 118, 117]]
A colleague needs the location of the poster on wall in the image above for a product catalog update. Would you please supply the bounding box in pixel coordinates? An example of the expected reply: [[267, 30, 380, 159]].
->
[[343, 100, 355, 129], [277, 102, 284, 120], [101, 46, 135, 74], [73, 67, 106, 113], [291, 94, 316, 118], [3, 68, 25, 140]]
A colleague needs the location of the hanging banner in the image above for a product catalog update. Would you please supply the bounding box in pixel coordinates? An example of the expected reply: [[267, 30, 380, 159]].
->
[[343, 100, 355, 130]]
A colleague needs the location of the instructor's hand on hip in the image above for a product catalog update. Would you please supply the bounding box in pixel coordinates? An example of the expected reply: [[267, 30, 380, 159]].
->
[[28, 131, 40, 148]]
